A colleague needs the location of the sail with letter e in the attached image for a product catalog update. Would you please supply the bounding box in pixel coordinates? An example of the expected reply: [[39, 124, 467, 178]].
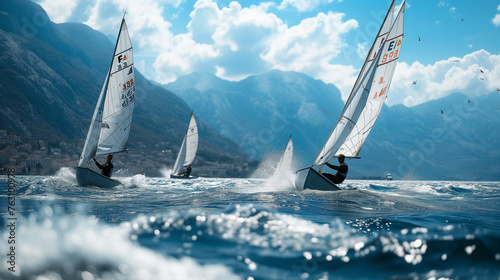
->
[[313, 0, 405, 167]]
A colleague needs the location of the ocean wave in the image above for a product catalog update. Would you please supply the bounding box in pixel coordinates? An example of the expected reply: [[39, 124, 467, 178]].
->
[[123, 203, 500, 278], [0, 206, 239, 280], [2, 177, 499, 279]]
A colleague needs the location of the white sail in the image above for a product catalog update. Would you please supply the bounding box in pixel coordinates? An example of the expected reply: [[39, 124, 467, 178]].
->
[[313, 0, 404, 166], [97, 19, 135, 155], [336, 2, 405, 157], [78, 18, 135, 167], [313, 45, 385, 166], [173, 114, 199, 175], [341, 0, 395, 115], [78, 74, 109, 167], [274, 136, 293, 176]]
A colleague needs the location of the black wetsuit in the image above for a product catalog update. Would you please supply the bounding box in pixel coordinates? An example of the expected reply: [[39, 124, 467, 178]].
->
[[185, 165, 192, 177], [322, 162, 348, 184], [95, 160, 113, 177]]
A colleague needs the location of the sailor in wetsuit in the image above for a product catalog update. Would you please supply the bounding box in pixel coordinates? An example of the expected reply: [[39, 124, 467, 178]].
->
[[178, 165, 192, 178], [322, 154, 348, 184], [184, 165, 192, 177], [93, 154, 114, 177]]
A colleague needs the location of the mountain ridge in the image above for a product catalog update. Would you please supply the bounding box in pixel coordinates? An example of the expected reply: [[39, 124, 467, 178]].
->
[[167, 70, 500, 181], [0, 0, 255, 177]]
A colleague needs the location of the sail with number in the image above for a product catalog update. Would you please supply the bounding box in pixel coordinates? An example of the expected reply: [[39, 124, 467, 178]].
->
[[336, 1, 404, 158], [341, 0, 396, 117], [295, 0, 405, 191], [172, 113, 199, 176], [314, 0, 404, 167], [78, 18, 135, 168]]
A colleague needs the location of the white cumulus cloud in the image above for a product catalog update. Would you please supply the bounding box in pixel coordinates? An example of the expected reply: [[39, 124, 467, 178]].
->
[[278, 0, 340, 12], [35, 0, 78, 23], [390, 50, 500, 107], [35, 0, 499, 108], [493, 4, 500, 26], [151, 0, 358, 83]]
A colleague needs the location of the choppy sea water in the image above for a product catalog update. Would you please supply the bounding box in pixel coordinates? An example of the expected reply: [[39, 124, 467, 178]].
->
[[1, 167, 499, 280]]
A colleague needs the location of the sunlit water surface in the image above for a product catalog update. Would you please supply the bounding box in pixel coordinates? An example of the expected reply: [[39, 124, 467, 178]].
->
[[1, 167, 499, 279]]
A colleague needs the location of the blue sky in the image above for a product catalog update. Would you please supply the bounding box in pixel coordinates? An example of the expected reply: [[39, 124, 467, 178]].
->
[[35, 0, 500, 107]]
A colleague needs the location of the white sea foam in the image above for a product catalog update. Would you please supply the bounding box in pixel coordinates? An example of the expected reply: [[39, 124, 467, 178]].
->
[[43, 167, 78, 185], [160, 166, 172, 179], [239, 152, 297, 193], [0, 207, 239, 280], [119, 174, 147, 188]]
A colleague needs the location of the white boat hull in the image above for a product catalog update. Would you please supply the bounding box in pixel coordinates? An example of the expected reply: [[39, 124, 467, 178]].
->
[[76, 167, 121, 188], [295, 167, 341, 191]]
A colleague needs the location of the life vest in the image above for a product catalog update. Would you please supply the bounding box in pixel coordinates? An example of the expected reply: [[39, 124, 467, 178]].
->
[[338, 162, 348, 178]]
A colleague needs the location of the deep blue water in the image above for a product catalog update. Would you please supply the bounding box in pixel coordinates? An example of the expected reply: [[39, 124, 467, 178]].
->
[[1, 168, 499, 279]]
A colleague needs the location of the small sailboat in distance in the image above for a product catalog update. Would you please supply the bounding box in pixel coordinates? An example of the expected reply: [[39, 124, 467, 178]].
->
[[386, 173, 393, 180], [76, 16, 136, 188], [171, 113, 199, 178], [273, 136, 293, 177], [295, 0, 405, 191]]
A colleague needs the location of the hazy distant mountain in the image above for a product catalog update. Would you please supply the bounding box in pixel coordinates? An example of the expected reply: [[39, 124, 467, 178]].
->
[[167, 71, 500, 181], [166, 70, 344, 160], [0, 0, 253, 176], [3, 0, 498, 180]]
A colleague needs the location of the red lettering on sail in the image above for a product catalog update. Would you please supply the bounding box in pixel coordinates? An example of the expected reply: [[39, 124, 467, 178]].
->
[[373, 85, 389, 99], [122, 79, 135, 91]]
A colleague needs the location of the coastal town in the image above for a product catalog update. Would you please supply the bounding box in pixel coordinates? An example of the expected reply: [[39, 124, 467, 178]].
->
[[0, 130, 254, 178]]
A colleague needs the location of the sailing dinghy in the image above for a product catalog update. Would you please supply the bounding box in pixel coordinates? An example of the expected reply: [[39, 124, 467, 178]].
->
[[273, 136, 293, 177], [171, 113, 199, 179], [76, 17, 136, 188], [295, 0, 405, 191]]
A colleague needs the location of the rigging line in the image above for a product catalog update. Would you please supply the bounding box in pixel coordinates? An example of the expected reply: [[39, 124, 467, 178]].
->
[[322, 110, 341, 118], [315, 112, 324, 159], [110, 63, 134, 76], [104, 107, 129, 118], [114, 47, 133, 57]]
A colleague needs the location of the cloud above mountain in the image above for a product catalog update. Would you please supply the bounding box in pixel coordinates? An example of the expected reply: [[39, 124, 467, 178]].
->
[[391, 50, 500, 106], [33, 0, 359, 85], [34, 0, 500, 107]]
